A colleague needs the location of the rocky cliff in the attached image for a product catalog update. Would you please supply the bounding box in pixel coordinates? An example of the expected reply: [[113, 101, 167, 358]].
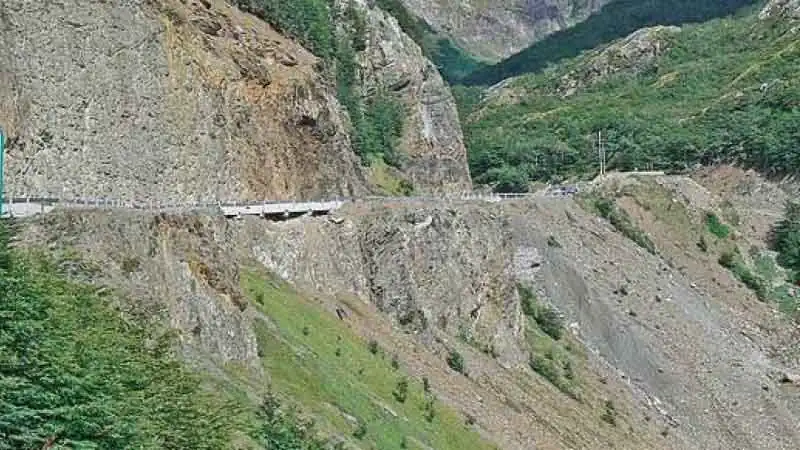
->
[[760, 0, 800, 19], [399, 0, 611, 62], [347, 0, 472, 193], [0, 0, 470, 201]]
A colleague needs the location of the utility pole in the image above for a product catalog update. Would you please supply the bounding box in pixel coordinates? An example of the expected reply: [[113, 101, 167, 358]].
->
[[596, 130, 606, 177], [0, 126, 4, 217]]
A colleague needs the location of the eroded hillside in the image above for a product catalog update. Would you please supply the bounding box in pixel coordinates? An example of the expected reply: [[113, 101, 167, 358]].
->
[[16, 167, 800, 449], [0, 0, 470, 201]]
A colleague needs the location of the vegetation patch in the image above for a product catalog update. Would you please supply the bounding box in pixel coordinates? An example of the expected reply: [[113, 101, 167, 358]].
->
[[718, 248, 767, 301], [242, 270, 493, 449], [518, 284, 579, 398], [585, 195, 657, 255], [705, 213, 731, 239], [518, 284, 564, 340]]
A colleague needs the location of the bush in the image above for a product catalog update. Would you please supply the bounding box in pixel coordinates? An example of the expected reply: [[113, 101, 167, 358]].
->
[[423, 397, 436, 422], [719, 250, 767, 300], [517, 284, 538, 317], [535, 305, 564, 341], [593, 197, 657, 255], [706, 213, 731, 239], [353, 421, 368, 440], [601, 400, 617, 426], [393, 378, 409, 403], [255, 393, 327, 449], [368, 339, 380, 355], [547, 235, 563, 248], [446, 350, 466, 374]]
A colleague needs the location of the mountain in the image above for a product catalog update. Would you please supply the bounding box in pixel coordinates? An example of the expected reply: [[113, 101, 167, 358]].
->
[[462, 0, 760, 86], [399, 0, 612, 63], [460, 0, 799, 192]]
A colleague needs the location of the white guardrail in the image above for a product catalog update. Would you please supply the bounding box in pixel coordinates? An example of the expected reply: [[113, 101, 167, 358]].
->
[[0, 192, 553, 219]]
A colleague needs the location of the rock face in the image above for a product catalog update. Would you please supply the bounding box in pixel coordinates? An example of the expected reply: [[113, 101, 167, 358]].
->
[[345, 0, 472, 193], [399, 0, 611, 61], [0, 0, 471, 201], [243, 201, 524, 365], [760, 0, 800, 19], [555, 25, 680, 97], [0, 0, 368, 202]]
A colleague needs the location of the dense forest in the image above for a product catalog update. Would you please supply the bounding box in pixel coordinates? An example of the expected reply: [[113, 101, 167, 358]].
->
[[460, 9, 800, 192], [462, 0, 761, 86]]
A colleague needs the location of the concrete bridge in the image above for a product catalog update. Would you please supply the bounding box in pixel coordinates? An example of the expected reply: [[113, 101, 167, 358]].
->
[[0, 192, 549, 220]]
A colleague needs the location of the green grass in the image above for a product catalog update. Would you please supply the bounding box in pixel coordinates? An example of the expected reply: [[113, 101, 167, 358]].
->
[[242, 270, 495, 450], [462, 8, 800, 190]]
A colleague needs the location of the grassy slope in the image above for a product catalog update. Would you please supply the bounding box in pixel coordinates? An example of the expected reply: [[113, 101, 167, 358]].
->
[[463, 9, 800, 191], [462, 0, 761, 86], [236, 270, 496, 450]]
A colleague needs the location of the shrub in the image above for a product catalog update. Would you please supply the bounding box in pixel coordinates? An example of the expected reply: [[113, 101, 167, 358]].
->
[[517, 284, 538, 317], [422, 376, 430, 393], [368, 339, 380, 355], [393, 378, 409, 403], [446, 350, 466, 374], [601, 400, 617, 426], [255, 393, 327, 449], [535, 305, 564, 341], [547, 235, 563, 248], [391, 354, 400, 370], [593, 197, 657, 254], [706, 213, 731, 239], [423, 397, 436, 422], [697, 236, 708, 252], [718, 251, 736, 269], [353, 421, 368, 439]]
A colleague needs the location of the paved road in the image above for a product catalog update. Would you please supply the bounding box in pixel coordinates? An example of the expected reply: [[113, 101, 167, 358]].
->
[[0, 192, 557, 220]]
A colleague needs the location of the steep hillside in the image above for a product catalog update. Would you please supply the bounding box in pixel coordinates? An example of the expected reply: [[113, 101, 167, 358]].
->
[[399, 0, 612, 63], [462, 1, 800, 192], [15, 166, 800, 449], [0, 0, 470, 200], [463, 0, 759, 86], [18, 205, 675, 450]]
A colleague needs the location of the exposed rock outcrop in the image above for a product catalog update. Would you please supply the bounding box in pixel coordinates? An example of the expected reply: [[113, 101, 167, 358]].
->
[[399, 0, 611, 61], [555, 25, 680, 97], [343, 0, 472, 193], [760, 0, 800, 20], [0, 0, 369, 203]]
